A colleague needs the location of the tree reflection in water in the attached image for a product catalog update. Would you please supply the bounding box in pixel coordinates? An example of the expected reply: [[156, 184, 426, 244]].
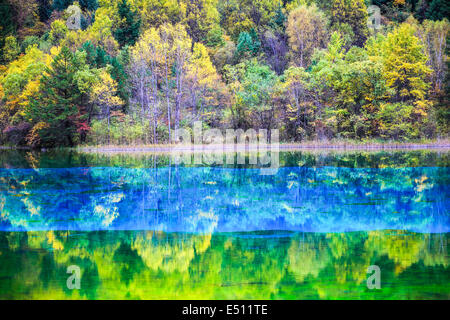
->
[[0, 150, 448, 299]]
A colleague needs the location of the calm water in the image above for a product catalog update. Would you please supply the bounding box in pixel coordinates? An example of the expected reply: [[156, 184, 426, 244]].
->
[[0, 149, 448, 299]]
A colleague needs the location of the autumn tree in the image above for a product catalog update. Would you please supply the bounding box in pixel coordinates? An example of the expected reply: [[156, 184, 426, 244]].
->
[[0, 46, 47, 144], [0, 0, 448, 144], [76, 6, 120, 55], [275, 66, 313, 140], [129, 28, 161, 142], [184, 0, 220, 44], [286, 4, 328, 68], [89, 69, 124, 144], [186, 42, 221, 121], [48, 20, 69, 46], [379, 23, 432, 104], [414, 18, 449, 93], [6, 0, 40, 38], [2, 36, 20, 64], [329, 0, 369, 47], [364, 23, 434, 139], [129, 24, 204, 140]]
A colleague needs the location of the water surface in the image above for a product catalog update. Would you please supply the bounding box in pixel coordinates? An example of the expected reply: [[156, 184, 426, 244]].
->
[[0, 149, 448, 299]]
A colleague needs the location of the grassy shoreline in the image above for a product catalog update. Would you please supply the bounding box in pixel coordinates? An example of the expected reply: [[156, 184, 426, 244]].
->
[[1, 139, 449, 153], [75, 139, 450, 153]]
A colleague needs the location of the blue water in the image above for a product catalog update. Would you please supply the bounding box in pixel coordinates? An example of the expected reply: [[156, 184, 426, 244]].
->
[[1, 166, 448, 233]]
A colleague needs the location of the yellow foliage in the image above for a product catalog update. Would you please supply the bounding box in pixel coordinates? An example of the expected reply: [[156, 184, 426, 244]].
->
[[90, 69, 124, 107], [394, 0, 406, 5], [0, 46, 47, 127], [26, 122, 50, 147], [189, 42, 219, 87]]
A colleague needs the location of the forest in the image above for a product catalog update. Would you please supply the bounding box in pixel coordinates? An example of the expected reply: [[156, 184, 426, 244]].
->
[[0, 0, 448, 147]]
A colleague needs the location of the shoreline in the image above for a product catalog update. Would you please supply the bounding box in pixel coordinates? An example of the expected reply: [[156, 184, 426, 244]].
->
[[77, 141, 450, 153], [1, 141, 449, 153]]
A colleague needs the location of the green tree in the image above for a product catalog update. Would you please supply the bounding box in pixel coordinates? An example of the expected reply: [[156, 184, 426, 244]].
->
[[53, 0, 98, 11], [309, 32, 390, 139], [235, 59, 278, 131], [376, 103, 425, 140], [37, 0, 52, 22], [113, 0, 141, 47], [25, 47, 82, 147], [217, 0, 278, 39], [89, 69, 124, 144], [236, 29, 261, 59], [425, 0, 450, 21]]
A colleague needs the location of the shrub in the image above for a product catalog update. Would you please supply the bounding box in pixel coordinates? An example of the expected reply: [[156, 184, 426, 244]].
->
[[3, 122, 32, 146], [376, 103, 425, 140]]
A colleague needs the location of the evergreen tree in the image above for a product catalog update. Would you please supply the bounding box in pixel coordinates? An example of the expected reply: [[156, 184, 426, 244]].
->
[[78, 42, 129, 106], [236, 29, 261, 59], [425, 0, 450, 21], [109, 48, 130, 109], [80, 41, 97, 67], [113, 0, 141, 47], [25, 47, 82, 147], [0, 0, 16, 63], [53, 0, 97, 11], [79, 0, 98, 11], [95, 46, 108, 67], [271, 3, 287, 30], [414, 0, 429, 22], [37, 0, 52, 22], [53, 0, 72, 11]]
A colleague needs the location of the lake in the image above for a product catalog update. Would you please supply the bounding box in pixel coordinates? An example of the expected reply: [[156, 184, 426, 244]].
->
[[0, 149, 448, 299]]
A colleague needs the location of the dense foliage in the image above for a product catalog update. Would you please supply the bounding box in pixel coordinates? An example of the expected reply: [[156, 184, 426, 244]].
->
[[0, 0, 448, 147]]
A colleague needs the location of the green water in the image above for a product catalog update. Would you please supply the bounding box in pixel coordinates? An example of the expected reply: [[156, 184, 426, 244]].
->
[[0, 149, 448, 299]]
